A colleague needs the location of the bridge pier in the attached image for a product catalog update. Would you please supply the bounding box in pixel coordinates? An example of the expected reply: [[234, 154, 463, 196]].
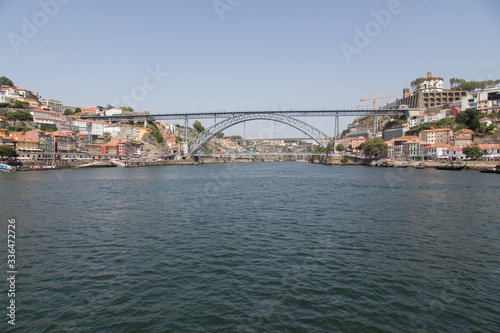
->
[[180, 142, 189, 156]]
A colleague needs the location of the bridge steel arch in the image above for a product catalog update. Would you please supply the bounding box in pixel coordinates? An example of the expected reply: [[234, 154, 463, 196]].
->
[[188, 113, 333, 156]]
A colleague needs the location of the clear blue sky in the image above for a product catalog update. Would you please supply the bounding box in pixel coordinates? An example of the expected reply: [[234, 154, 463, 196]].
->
[[1, 0, 499, 138]]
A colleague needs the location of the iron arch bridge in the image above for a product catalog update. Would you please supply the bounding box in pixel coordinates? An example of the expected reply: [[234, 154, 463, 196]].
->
[[188, 113, 333, 156]]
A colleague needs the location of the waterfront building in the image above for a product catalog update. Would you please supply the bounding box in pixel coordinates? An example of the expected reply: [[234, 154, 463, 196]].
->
[[477, 144, 500, 159], [443, 146, 466, 161], [424, 143, 453, 160], [52, 133, 76, 153], [88, 144, 102, 155], [419, 128, 453, 145], [24, 130, 56, 153], [385, 140, 394, 159], [9, 133, 40, 155], [393, 135, 419, 160], [0, 136, 14, 148], [403, 140, 426, 160]]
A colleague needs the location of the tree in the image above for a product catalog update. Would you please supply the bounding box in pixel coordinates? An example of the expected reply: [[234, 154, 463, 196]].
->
[[359, 137, 387, 157], [462, 146, 483, 159], [450, 78, 500, 91], [216, 132, 224, 139], [406, 122, 434, 135], [456, 108, 483, 132], [335, 143, 345, 153], [75, 107, 82, 114], [0, 76, 14, 87], [0, 146, 17, 158], [64, 109, 74, 115], [193, 120, 205, 133], [40, 124, 57, 132], [325, 141, 334, 154], [13, 100, 29, 109]]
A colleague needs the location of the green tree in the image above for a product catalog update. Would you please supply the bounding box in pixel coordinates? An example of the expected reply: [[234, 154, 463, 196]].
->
[[230, 135, 243, 140], [0, 146, 17, 158], [75, 107, 82, 114], [450, 78, 500, 91], [13, 100, 29, 109], [64, 109, 74, 115], [456, 108, 483, 132], [359, 137, 387, 157], [462, 146, 483, 158], [216, 132, 224, 139], [147, 124, 164, 143], [325, 141, 334, 154], [0, 76, 14, 87], [335, 143, 345, 153], [193, 120, 205, 133], [406, 122, 434, 135], [15, 110, 33, 121], [40, 124, 57, 132]]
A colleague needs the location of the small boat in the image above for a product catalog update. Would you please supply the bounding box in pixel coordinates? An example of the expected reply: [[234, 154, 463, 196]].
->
[[480, 165, 500, 174], [395, 163, 409, 168], [414, 162, 426, 169], [32, 165, 57, 171], [436, 162, 466, 171], [0, 163, 15, 172]]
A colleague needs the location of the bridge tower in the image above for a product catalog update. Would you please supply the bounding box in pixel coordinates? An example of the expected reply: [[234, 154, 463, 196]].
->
[[334, 114, 340, 141]]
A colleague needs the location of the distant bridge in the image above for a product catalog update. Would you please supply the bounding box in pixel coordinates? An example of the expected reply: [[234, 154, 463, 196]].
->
[[81, 109, 408, 156]]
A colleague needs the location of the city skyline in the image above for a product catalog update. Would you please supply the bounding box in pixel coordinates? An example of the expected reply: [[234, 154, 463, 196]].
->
[[1, 0, 499, 137]]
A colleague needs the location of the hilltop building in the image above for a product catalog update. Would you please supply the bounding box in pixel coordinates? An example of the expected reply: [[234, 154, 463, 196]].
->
[[395, 72, 467, 109]]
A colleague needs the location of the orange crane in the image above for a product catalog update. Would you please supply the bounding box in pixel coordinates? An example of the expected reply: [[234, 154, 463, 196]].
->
[[360, 92, 411, 109]]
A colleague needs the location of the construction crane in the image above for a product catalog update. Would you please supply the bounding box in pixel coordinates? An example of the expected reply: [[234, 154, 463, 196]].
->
[[360, 92, 411, 109]]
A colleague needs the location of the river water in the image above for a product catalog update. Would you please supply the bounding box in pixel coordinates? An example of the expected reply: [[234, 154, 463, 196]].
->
[[1, 163, 499, 332]]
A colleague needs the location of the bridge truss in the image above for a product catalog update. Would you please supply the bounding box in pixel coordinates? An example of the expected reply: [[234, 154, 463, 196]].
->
[[187, 113, 334, 156]]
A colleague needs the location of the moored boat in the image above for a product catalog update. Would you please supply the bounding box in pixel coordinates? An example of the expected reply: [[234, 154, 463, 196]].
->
[[479, 165, 500, 174], [414, 162, 426, 169], [436, 162, 466, 171], [0, 163, 15, 172]]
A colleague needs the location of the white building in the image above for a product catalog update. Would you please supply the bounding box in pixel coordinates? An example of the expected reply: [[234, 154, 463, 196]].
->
[[104, 108, 123, 116], [424, 143, 453, 160], [443, 147, 466, 161], [73, 119, 108, 136], [103, 124, 137, 139], [30, 109, 65, 126], [460, 87, 500, 113], [418, 72, 444, 92]]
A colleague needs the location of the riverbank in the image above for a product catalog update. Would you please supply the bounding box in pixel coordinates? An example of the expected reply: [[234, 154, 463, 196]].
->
[[5, 155, 499, 171]]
